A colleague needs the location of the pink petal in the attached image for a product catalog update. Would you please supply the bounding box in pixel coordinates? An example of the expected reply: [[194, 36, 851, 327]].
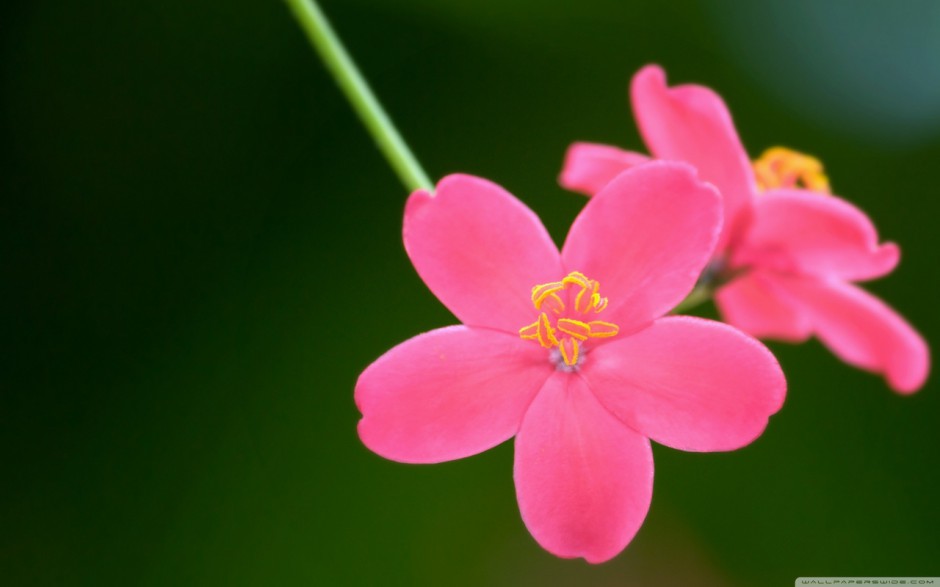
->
[[773, 276, 930, 394], [559, 142, 650, 196], [404, 174, 564, 333], [585, 316, 786, 452], [356, 326, 551, 464], [737, 189, 900, 281], [631, 65, 756, 250], [562, 161, 722, 334], [715, 270, 812, 342], [514, 372, 653, 563]]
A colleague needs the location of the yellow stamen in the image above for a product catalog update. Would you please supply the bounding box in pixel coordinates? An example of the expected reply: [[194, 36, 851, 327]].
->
[[587, 321, 619, 337], [536, 312, 559, 349], [588, 280, 608, 313], [519, 321, 539, 340], [557, 318, 591, 341], [753, 146, 831, 194], [569, 275, 608, 314], [519, 271, 620, 368], [559, 338, 580, 367], [561, 272, 590, 288], [574, 285, 589, 313], [531, 282, 566, 314]]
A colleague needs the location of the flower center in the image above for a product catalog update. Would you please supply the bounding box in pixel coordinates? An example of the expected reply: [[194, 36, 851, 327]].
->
[[753, 146, 831, 194], [518, 271, 619, 369]]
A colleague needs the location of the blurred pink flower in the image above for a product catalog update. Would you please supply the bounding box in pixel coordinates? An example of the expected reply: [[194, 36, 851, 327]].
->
[[356, 163, 785, 563], [560, 65, 930, 394]]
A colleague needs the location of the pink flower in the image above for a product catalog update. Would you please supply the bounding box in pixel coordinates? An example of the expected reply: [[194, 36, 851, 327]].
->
[[355, 163, 786, 563], [560, 65, 930, 394]]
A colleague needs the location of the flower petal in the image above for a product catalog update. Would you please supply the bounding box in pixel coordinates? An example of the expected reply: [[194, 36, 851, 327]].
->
[[773, 276, 930, 394], [562, 161, 722, 334], [404, 174, 564, 333], [356, 326, 550, 464], [738, 189, 900, 281], [631, 64, 755, 249], [514, 372, 653, 563], [585, 316, 786, 452], [559, 142, 650, 195], [715, 270, 812, 342]]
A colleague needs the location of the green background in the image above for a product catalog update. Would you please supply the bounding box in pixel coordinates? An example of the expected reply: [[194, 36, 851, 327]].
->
[[4, 0, 938, 584]]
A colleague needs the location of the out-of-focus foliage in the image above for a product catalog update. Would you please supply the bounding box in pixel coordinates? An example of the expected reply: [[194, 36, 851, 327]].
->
[[2, 0, 937, 585]]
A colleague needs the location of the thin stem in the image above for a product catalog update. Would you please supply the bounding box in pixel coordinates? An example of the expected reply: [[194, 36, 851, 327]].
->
[[286, 0, 433, 193], [671, 285, 712, 315]]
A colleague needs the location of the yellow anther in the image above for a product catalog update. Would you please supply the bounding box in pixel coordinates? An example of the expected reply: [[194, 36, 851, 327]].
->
[[544, 294, 565, 315], [519, 321, 540, 340], [536, 312, 559, 349], [587, 320, 619, 338], [559, 338, 580, 367], [753, 146, 831, 194], [531, 282, 566, 313], [573, 285, 589, 314], [531, 282, 561, 303], [562, 272, 590, 288], [587, 281, 608, 313], [557, 318, 591, 341]]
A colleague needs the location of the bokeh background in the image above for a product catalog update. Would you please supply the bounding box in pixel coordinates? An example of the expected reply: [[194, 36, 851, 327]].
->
[[4, 0, 939, 584]]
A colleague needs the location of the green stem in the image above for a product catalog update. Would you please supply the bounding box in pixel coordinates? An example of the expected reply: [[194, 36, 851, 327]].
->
[[671, 285, 712, 315], [286, 0, 433, 193]]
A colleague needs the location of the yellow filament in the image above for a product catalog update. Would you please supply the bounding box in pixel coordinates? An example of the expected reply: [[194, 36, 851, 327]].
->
[[753, 146, 831, 194]]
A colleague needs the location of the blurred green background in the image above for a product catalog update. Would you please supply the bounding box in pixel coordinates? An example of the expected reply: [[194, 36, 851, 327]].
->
[[3, 0, 939, 585]]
